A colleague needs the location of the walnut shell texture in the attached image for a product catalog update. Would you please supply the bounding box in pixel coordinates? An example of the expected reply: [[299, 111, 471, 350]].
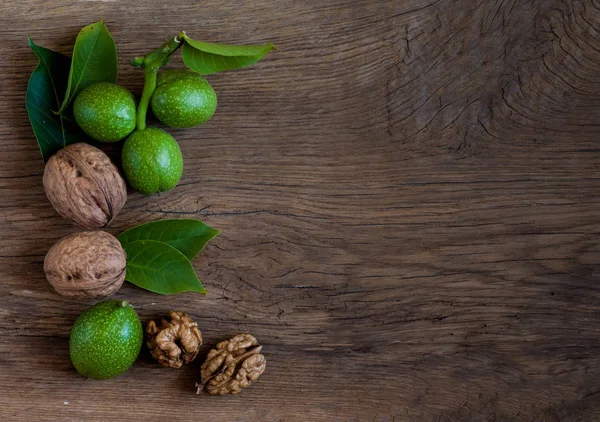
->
[[197, 334, 266, 395], [146, 311, 203, 369], [43, 143, 127, 230], [44, 231, 126, 299]]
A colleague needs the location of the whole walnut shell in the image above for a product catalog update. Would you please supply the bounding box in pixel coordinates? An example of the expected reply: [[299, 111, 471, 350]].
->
[[197, 334, 266, 395], [43, 143, 127, 230], [44, 231, 126, 299], [146, 311, 203, 369]]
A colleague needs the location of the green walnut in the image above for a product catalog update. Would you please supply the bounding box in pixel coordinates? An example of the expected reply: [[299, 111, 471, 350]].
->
[[121, 127, 183, 195], [151, 70, 217, 128], [70, 300, 143, 380], [74, 83, 136, 142]]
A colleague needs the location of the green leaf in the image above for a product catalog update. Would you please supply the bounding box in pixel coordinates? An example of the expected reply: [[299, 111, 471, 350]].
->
[[118, 218, 220, 260], [122, 240, 207, 295], [117, 218, 219, 295], [26, 37, 88, 162], [59, 20, 118, 113], [182, 34, 274, 75]]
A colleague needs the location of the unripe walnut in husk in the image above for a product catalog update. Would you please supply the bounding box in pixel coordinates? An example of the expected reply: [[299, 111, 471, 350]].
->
[[43, 143, 127, 230], [44, 231, 126, 299]]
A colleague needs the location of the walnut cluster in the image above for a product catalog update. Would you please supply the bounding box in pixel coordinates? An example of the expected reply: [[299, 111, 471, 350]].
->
[[44, 231, 126, 299], [197, 334, 266, 395], [43, 143, 127, 230], [146, 312, 203, 369], [145, 312, 267, 395]]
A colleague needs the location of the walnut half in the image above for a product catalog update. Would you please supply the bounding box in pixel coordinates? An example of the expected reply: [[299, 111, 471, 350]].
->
[[146, 311, 202, 369], [196, 334, 266, 395]]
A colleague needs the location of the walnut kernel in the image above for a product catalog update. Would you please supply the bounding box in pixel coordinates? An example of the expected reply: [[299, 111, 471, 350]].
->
[[197, 334, 266, 395], [146, 311, 203, 369]]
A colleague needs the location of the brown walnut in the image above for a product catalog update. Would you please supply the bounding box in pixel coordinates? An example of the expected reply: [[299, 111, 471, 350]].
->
[[197, 334, 266, 395], [43, 143, 127, 230], [146, 311, 203, 369], [44, 231, 126, 299]]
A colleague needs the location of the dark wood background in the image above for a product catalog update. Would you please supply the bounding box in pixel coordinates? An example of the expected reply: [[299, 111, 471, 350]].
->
[[1, 0, 600, 420]]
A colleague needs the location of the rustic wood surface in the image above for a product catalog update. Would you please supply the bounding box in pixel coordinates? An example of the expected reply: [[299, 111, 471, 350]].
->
[[1, 0, 600, 420]]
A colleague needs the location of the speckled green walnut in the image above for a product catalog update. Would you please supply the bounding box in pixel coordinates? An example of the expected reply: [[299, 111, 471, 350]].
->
[[74, 83, 136, 142], [121, 128, 183, 195], [70, 300, 143, 380], [151, 70, 217, 128]]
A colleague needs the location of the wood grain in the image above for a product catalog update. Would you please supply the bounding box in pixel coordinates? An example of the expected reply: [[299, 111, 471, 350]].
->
[[1, 0, 600, 420]]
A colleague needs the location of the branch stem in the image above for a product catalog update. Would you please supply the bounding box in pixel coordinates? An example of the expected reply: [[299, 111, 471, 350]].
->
[[136, 70, 156, 131], [133, 33, 186, 131]]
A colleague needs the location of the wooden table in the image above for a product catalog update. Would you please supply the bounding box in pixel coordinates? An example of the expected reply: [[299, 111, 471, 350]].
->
[[2, 1, 600, 420]]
